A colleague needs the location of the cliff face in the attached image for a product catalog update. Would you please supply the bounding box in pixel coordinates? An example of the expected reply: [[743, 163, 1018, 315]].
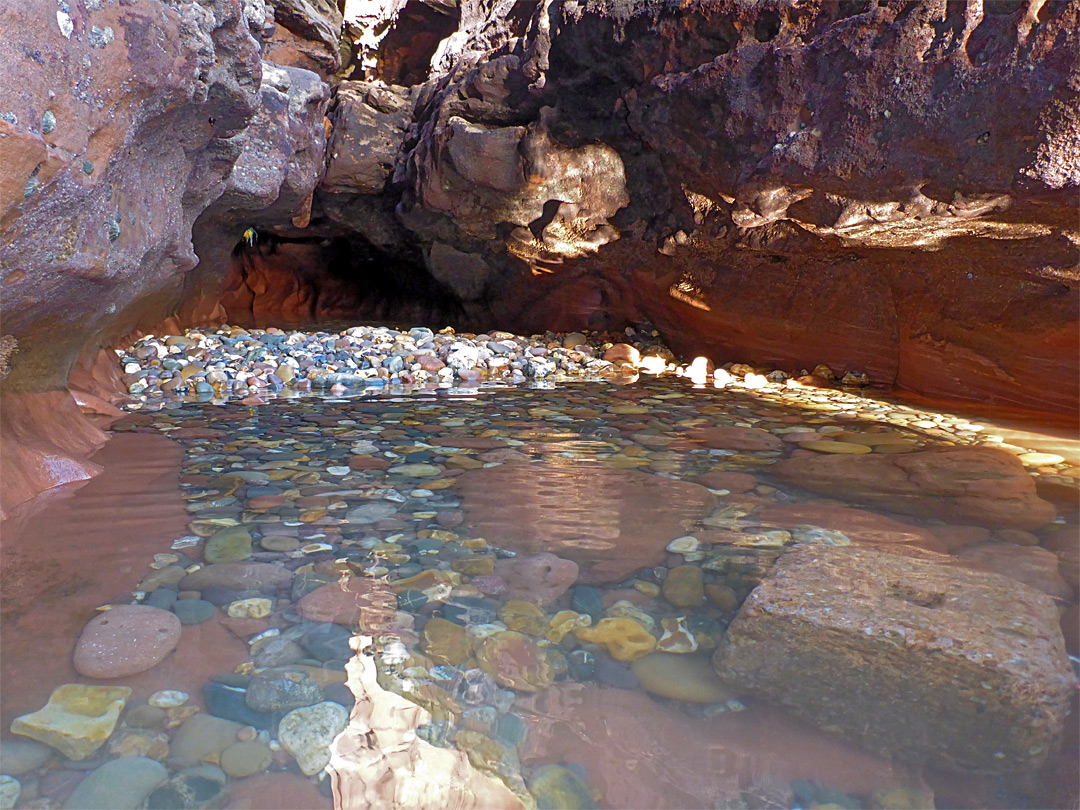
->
[[0, 0, 1077, 514]]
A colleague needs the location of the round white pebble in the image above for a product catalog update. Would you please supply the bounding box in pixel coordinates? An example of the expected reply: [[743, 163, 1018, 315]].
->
[[148, 690, 189, 709], [326, 466, 351, 476], [1018, 452, 1065, 466]]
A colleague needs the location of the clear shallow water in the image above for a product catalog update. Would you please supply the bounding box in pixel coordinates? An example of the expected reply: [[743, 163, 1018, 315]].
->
[[1, 375, 1076, 810]]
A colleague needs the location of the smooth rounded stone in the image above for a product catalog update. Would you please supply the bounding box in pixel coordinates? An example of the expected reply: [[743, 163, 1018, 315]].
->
[[260, 536, 301, 552], [632, 653, 733, 703], [291, 571, 335, 601], [799, 440, 873, 454], [168, 714, 244, 768], [278, 702, 349, 776], [570, 586, 603, 620], [148, 690, 189, 709], [492, 553, 580, 607], [665, 536, 699, 554], [203, 526, 254, 563], [202, 683, 279, 731], [125, 703, 167, 729], [171, 599, 216, 625], [477, 631, 558, 692], [594, 656, 639, 689], [662, 566, 704, 607], [253, 637, 306, 668], [1018, 452, 1065, 466], [441, 595, 499, 626], [73, 606, 181, 679], [451, 554, 496, 576], [226, 597, 272, 619], [0, 738, 55, 775], [395, 589, 428, 611], [345, 502, 398, 523], [146, 768, 228, 810], [388, 462, 442, 477], [179, 562, 292, 591], [499, 600, 549, 636], [528, 764, 598, 810], [300, 623, 355, 662], [62, 756, 167, 810], [994, 528, 1041, 546], [144, 588, 179, 610], [0, 776, 18, 810], [421, 617, 472, 666], [219, 741, 273, 778], [704, 582, 741, 612], [107, 726, 170, 759], [575, 618, 656, 662], [246, 668, 324, 712]]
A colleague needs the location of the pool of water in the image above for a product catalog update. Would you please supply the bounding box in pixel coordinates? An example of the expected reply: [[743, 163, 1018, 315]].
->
[[1, 373, 1076, 810]]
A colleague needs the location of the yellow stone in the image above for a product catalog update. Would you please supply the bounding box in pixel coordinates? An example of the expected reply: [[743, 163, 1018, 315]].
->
[[421, 617, 472, 666], [11, 684, 131, 760], [633, 581, 661, 597], [463, 538, 488, 550], [546, 610, 591, 643], [499, 600, 549, 636], [574, 618, 656, 662], [1018, 452, 1065, 466], [425, 478, 457, 490], [631, 654, 733, 703], [451, 555, 496, 576], [608, 404, 651, 415], [799, 440, 872, 454]]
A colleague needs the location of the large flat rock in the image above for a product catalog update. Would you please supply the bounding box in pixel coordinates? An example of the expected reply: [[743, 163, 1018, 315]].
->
[[771, 447, 1056, 529], [713, 545, 1075, 773]]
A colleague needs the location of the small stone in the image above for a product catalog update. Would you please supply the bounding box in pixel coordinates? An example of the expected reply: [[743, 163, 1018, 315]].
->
[[203, 526, 254, 563], [107, 727, 170, 760], [0, 738, 55, 775], [421, 617, 472, 666], [148, 690, 189, 709], [11, 684, 131, 760], [657, 616, 698, 653], [477, 631, 558, 692], [245, 668, 324, 712], [277, 702, 349, 776], [168, 714, 244, 768], [492, 553, 579, 607], [499, 600, 549, 636], [546, 610, 591, 643], [1018, 452, 1065, 466], [662, 565, 704, 608], [125, 704, 167, 729], [62, 756, 167, 810], [260, 536, 300, 552], [227, 598, 272, 619], [574, 618, 656, 662], [451, 554, 496, 576], [666, 536, 699, 554], [73, 605, 181, 678], [172, 599, 216, 625], [528, 763, 598, 809], [0, 776, 18, 810], [632, 653, 732, 703], [570, 585, 603, 619], [219, 741, 274, 778], [300, 623, 354, 662], [704, 583, 741, 612]]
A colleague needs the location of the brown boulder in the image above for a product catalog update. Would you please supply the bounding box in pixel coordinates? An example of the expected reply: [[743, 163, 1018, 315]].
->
[[714, 545, 1076, 773], [771, 447, 1056, 529], [296, 578, 397, 629]]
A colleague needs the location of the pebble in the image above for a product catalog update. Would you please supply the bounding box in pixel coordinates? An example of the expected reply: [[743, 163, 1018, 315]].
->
[[277, 702, 349, 776], [73, 605, 182, 678], [0, 777, 17, 810], [62, 756, 167, 809], [227, 597, 273, 618], [172, 599, 216, 625], [219, 741, 274, 778], [0, 739, 55, 775], [631, 653, 733, 703], [148, 690, 189, 709], [168, 714, 244, 768]]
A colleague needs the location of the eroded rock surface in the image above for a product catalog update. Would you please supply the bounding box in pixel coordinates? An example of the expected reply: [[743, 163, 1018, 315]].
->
[[713, 545, 1076, 773]]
